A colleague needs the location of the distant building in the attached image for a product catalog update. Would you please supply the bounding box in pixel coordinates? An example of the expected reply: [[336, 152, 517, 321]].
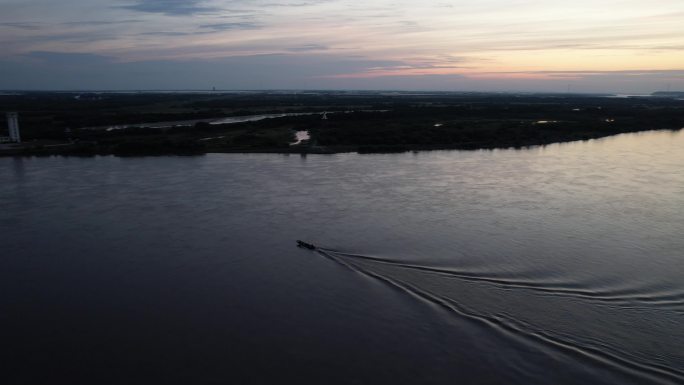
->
[[6, 112, 21, 143]]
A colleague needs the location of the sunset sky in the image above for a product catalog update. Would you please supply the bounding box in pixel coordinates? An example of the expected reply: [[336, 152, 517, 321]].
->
[[1, 0, 683, 92]]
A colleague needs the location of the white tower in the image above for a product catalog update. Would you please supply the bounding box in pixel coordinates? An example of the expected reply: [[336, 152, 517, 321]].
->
[[7, 112, 20, 143]]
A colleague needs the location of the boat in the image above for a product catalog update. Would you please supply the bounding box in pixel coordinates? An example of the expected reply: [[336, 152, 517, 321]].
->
[[297, 240, 316, 250]]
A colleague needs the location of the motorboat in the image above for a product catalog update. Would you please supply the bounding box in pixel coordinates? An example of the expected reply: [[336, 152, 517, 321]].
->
[[296, 240, 316, 250]]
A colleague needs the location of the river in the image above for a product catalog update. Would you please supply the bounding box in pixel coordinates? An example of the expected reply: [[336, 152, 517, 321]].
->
[[1, 130, 683, 384], [90, 112, 324, 131]]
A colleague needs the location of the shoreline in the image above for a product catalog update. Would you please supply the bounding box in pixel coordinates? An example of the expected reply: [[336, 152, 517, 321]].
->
[[3, 92, 681, 158], [2, 127, 680, 157]]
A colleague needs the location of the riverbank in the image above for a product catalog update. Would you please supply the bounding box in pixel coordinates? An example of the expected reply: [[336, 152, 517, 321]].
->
[[2, 92, 682, 157], [2, 127, 682, 157]]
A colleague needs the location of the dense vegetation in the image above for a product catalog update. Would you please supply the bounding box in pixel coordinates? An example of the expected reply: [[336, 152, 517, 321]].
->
[[310, 101, 684, 152], [1, 91, 682, 155]]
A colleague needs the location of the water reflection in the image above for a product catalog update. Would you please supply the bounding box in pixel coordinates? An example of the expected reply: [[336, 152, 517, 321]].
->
[[11, 157, 25, 181], [1, 129, 683, 385]]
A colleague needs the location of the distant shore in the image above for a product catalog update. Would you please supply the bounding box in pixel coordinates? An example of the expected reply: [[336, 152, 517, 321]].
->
[[2, 92, 682, 157], [2, 127, 682, 157]]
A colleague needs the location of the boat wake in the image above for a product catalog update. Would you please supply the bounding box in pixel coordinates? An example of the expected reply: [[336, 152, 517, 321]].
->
[[318, 248, 684, 309], [311, 247, 684, 385]]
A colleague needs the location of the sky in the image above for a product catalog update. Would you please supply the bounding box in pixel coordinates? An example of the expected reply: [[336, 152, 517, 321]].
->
[[1, 0, 683, 92]]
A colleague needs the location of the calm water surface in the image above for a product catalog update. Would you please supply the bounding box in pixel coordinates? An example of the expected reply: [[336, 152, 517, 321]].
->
[[1, 130, 683, 384], [90, 112, 323, 131]]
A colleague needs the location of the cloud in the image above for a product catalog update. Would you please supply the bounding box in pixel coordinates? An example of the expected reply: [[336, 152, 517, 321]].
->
[[23, 51, 113, 66], [2, 0, 684, 92], [0, 51, 409, 90], [138, 22, 262, 36], [324, 57, 471, 78], [140, 31, 196, 37], [62, 20, 143, 26], [286, 44, 328, 52], [199, 22, 261, 31], [261, 2, 331, 7], [17, 32, 119, 44], [2, 51, 683, 93], [477, 70, 684, 79], [119, 0, 219, 15], [0, 22, 41, 30]]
